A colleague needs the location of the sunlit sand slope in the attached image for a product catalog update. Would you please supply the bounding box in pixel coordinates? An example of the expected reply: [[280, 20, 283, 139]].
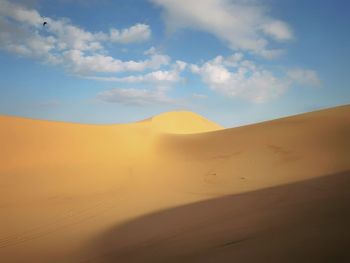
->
[[150, 111, 222, 134], [0, 105, 349, 262]]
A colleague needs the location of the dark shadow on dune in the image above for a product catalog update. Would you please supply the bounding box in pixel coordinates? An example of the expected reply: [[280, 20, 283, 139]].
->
[[84, 171, 350, 263]]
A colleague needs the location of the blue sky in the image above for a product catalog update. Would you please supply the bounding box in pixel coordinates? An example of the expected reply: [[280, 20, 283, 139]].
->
[[0, 0, 349, 127]]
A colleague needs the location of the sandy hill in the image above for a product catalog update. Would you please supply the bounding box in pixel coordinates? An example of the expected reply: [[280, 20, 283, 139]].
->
[[0, 105, 349, 262], [149, 111, 223, 134]]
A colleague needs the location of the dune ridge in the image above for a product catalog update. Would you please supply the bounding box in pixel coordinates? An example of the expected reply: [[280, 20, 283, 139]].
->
[[149, 111, 223, 134], [0, 105, 350, 262]]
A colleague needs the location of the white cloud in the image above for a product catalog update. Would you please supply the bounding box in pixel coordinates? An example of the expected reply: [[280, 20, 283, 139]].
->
[[258, 49, 286, 59], [151, 0, 293, 57], [0, 0, 150, 52], [47, 18, 104, 51], [110, 23, 151, 44], [85, 69, 179, 83], [0, 0, 42, 26], [174, 60, 187, 71], [0, 0, 97, 57], [261, 20, 293, 41], [83, 59, 186, 85], [97, 87, 174, 106], [192, 54, 321, 102], [191, 54, 286, 103], [0, 16, 56, 58], [63, 49, 170, 74], [144, 46, 157, 55], [0, 0, 156, 75], [95, 59, 188, 107], [287, 69, 321, 87], [9, 0, 39, 8]]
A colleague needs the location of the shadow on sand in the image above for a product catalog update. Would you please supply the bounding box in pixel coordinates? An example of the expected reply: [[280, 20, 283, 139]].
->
[[84, 171, 350, 263]]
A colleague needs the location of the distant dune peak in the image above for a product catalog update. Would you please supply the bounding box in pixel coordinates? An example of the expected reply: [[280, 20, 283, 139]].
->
[[149, 110, 223, 134]]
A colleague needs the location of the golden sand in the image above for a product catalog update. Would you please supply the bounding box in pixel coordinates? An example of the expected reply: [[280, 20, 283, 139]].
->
[[0, 105, 349, 262]]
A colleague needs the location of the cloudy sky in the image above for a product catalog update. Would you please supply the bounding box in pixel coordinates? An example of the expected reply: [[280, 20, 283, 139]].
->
[[0, 0, 349, 126]]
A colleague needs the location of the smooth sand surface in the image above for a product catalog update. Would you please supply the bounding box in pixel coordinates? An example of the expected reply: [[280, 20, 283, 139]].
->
[[0, 106, 350, 262]]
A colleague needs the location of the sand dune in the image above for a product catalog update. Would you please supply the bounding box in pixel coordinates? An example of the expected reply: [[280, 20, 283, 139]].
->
[[0, 105, 349, 262], [87, 170, 350, 263], [149, 111, 222, 134]]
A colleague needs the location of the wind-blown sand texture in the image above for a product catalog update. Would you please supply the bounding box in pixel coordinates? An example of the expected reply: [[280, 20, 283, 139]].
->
[[1, 106, 350, 262]]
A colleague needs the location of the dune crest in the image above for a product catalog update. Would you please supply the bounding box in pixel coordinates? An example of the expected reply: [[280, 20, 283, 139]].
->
[[150, 111, 223, 134]]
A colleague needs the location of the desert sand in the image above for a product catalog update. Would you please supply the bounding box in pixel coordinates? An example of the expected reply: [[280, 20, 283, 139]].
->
[[0, 105, 349, 262]]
